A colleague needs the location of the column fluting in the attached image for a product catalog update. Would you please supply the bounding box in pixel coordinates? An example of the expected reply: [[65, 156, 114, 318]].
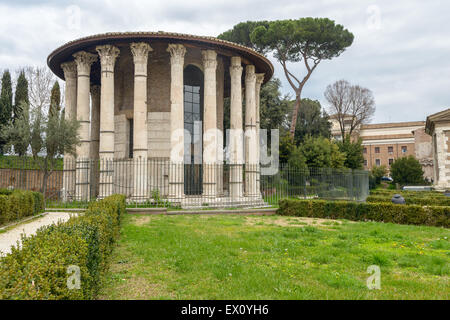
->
[[130, 42, 152, 201], [73, 51, 97, 201], [96, 45, 120, 198]]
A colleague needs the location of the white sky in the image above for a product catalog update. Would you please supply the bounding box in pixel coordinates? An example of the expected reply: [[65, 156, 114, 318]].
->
[[0, 0, 449, 123]]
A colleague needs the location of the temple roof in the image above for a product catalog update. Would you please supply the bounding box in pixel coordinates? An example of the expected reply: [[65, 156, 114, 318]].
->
[[425, 108, 450, 134], [47, 31, 274, 83]]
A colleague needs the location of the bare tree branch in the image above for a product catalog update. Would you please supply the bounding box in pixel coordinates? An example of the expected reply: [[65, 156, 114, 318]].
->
[[325, 80, 375, 139]]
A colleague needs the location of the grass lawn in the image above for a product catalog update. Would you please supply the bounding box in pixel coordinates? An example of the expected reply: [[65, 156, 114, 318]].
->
[[99, 214, 449, 300]]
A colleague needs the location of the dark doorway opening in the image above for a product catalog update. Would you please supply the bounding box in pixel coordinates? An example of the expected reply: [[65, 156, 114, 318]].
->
[[183, 65, 203, 195], [129, 118, 134, 159]]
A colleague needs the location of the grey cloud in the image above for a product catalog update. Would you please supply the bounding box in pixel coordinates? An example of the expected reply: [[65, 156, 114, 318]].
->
[[0, 0, 448, 123]]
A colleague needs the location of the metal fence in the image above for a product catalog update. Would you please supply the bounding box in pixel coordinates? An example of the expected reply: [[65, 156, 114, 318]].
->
[[260, 164, 369, 205], [0, 157, 369, 208]]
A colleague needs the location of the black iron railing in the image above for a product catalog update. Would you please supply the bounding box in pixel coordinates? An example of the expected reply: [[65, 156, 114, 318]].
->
[[0, 157, 369, 208]]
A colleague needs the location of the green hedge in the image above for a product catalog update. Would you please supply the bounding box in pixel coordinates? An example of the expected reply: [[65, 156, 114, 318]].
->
[[0, 190, 44, 226], [0, 194, 126, 300], [370, 189, 446, 198], [278, 199, 449, 228], [367, 195, 450, 206]]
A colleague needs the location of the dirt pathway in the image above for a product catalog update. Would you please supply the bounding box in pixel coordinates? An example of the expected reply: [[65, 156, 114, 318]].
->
[[0, 212, 77, 256]]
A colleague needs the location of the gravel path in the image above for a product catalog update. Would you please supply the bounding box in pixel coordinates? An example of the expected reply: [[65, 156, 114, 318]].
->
[[0, 212, 77, 256]]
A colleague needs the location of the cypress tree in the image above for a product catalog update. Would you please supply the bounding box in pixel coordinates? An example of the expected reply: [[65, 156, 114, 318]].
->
[[13, 71, 30, 156], [49, 81, 61, 119], [13, 71, 29, 123], [0, 70, 13, 154]]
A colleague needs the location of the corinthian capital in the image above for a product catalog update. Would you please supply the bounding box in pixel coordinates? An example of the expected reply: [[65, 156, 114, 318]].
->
[[96, 45, 120, 73], [131, 42, 153, 65], [167, 44, 186, 66], [61, 61, 77, 80], [202, 50, 217, 70], [255, 73, 265, 87], [245, 65, 256, 83], [229, 56, 242, 78], [73, 51, 98, 76]]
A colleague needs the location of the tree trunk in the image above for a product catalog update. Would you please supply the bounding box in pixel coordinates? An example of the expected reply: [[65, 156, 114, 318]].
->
[[289, 93, 302, 140], [42, 171, 48, 202]]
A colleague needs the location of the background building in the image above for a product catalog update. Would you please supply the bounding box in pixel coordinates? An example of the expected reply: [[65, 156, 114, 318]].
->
[[425, 108, 450, 190], [330, 117, 433, 180]]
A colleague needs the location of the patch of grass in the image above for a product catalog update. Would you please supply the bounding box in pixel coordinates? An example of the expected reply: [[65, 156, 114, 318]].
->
[[100, 214, 450, 300]]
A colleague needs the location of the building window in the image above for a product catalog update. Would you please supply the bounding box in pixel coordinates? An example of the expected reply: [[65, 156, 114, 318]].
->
[[388, 146, 393, 154], [389, 158, 394, 166], [401, 146, 407, 153], [364, 160, 368, 167], [363, 147, 367, 154], [375, 147, 380, 153], [375, 159, 381, 166]]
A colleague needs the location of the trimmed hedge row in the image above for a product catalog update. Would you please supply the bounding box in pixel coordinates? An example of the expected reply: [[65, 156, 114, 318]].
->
[[370, 189, 446, 198], [367, 195, 450, 206], [0, 190, 45, 226], [278, 199, 449, 228], [0, 194, 126, 300]]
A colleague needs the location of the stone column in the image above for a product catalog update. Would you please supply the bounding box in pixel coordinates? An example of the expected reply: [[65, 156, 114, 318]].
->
[[229, 56, 244, 199], [90, 85, 101, 197], [167, 44, 186, 200], [90, 85, 101, 160], [255, 73, 265, 196], [61, 61, 77, 201], [96, 45, 120, 199], [131, 42, 152, 201], [73, 51, 97, 201], [435, 128, 448, 189], [216, 57, 224, 196], [202, 50, 218, 198], [244, 65, 258, 197]]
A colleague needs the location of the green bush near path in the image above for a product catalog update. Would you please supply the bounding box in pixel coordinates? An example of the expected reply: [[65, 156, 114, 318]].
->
[[278, 199, 449, 228], [0, 189, 44, 226], [0, 194, 126, 299], [367, 195, 450, 206]]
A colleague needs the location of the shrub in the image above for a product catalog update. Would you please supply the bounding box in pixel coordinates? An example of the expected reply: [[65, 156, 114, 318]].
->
[[278, 199, 449, 228], [0, 194, 126, 300], [390, 156, 425, 185], [367, 195, 450, 206], [0, 190, 44, 226], [370, 165, 387, 186]]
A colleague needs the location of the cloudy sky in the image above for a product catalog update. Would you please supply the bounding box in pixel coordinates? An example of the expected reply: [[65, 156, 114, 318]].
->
[[0, 0, 448, 123]]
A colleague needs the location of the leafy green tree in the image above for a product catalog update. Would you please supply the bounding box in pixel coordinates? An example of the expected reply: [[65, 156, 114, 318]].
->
[[336, 135, 364, 169], [2, 94, 80, 199], [296, 135, 346, 168], [13, 71, 29, 156], [219, 18, 354, 140], [370, 165, 387, 187], [259, 78, 291, 131], [294, 98, 331, 144], [279, 132, 296, 164], [0, 70, 13, 154], [390, 156, 424, 185], [49, 81, 61, 118], [218, 20, 269, 53], [287, 145, 307, 169]]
